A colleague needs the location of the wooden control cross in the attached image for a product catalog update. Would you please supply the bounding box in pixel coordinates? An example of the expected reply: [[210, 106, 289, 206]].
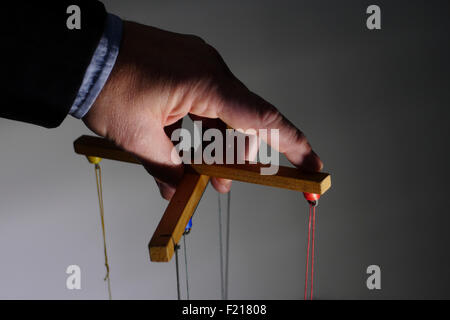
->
[[73, 135, 331, 262]]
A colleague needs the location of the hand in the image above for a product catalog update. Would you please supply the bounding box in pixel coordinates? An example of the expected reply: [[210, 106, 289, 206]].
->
[[83, 21, 323, 200]]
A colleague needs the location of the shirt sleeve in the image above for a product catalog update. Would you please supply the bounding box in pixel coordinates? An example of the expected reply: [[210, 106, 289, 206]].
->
[[69, 13, 123, 119]]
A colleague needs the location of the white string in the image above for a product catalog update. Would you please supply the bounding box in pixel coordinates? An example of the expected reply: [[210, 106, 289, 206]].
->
[[218, 191, 231, 300], [183, 234, 190, 300], [218, 193, 225, 299], [225, 191, 231, 300], [173, 240, 181, 300]]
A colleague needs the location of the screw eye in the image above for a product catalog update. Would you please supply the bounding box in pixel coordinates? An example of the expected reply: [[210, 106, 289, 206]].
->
[[307, 199, 318, 207]]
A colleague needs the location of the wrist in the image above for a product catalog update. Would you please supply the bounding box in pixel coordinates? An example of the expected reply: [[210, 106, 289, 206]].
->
[[83, 21, 146, 141]]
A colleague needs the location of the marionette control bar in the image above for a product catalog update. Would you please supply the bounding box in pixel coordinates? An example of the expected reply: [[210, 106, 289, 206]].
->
[[73, 135, 331, 262]]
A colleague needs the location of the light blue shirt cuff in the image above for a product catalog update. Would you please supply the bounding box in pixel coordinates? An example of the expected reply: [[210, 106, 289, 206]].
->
[[69, 13, 123, 119]]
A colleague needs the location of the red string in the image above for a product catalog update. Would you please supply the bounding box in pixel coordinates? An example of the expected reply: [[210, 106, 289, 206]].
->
[[304, 204, 317, 300], [304, 205, 312, 300], [310, 205, 316, 300]]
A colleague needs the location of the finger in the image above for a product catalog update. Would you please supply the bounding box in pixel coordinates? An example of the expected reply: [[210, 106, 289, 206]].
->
[[164, 118, 183, 140], [188, 115, 234, 193], [211, 177, 232, 193], [150, 119, 184, 200], [192, 81, 323, 172], [154, 178, 176, 200]]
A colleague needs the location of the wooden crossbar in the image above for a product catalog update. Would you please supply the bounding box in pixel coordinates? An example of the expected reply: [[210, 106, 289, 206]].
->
[[73, 135, 331, 262]]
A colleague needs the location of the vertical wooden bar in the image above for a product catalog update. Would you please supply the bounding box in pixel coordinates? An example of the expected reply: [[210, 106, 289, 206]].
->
[[149, 172, 210, 262]]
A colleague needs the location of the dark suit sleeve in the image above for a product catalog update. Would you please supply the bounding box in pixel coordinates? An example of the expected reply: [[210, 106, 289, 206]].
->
[[2, 1, 107, 128]]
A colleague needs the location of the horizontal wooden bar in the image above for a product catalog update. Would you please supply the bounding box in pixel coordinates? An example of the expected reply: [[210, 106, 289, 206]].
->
[[74, 135, 140, 164], [191, 163, 329, 195], [74, 135, 331, 194]]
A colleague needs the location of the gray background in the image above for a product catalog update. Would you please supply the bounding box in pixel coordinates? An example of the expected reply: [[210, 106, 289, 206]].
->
[[0, 0, 449, 299]]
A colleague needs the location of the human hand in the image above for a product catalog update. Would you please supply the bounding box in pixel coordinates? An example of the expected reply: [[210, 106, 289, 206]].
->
[[83, 21, 322, 200]]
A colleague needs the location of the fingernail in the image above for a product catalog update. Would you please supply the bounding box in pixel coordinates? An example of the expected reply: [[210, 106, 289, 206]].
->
[[219, 179, 232, 192]]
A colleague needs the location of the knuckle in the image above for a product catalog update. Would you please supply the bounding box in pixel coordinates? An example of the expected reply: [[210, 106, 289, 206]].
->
[[202, 44, 232, 77], [205, 43, 220, 57], [293, 130, 309, 148], [189, 34, 206, 44], [261, 106, 283, 127]]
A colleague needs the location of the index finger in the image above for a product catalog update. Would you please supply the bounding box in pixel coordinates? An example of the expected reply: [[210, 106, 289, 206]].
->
[[191, 83, 323, 172]]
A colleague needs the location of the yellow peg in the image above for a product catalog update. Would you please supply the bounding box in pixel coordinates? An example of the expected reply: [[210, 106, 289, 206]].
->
[[87, 156, 102, 165]]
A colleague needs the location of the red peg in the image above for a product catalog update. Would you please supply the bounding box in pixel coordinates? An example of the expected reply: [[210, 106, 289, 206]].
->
[[303, 192, 320, 202], [303, 192, 320, 206]]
